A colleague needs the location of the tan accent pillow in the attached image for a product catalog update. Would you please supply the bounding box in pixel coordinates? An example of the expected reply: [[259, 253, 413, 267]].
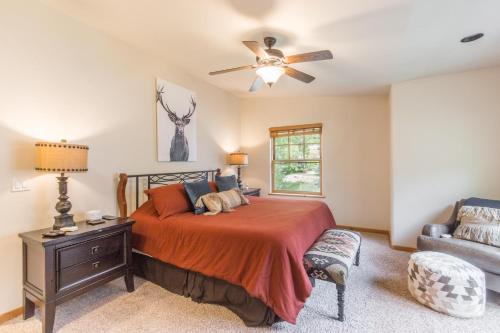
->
[[453, 206, 500, 247], [454, 221, 500, 247], [217, 188, 249, 211], [195, 193, 223, 216], [457, 206, 500, 224], [194, 189, 249, 216]]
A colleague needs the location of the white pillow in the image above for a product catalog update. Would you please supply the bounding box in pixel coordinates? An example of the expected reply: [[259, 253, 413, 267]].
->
[[453, 206, 500, 247], [457, 205, 500, 224]]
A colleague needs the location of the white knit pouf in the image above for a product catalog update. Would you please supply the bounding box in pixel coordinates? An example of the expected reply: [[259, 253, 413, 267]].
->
[[408, 251, 485, 318]]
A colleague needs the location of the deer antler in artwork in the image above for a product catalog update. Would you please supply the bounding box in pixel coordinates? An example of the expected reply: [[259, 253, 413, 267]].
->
[[156, 85, 196, 161], [182, 96, 196, 123], [156, 86, 178, 122]]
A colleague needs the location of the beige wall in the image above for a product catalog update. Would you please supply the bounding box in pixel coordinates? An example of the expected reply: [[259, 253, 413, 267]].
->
[[240, 96, 391, 231], [4, 0, 500, 318], [390, 67, 500, 248], [0, 0, 240, 313]]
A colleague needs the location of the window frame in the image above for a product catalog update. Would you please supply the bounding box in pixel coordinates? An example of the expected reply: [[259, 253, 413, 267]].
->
[[269, 123, 323, 196]]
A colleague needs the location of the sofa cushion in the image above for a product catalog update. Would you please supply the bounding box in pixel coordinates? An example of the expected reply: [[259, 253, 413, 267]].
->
[[464, 197, 500, 209], [417, 235, 500, 275], [454, 223, 500, 247]]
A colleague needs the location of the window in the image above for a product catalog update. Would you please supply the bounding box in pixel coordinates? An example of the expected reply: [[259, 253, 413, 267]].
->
[[270, 123, 322, 196]]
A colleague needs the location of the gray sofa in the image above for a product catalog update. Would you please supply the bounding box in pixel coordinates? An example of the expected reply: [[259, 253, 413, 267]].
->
[[417, 197, 500, 293]]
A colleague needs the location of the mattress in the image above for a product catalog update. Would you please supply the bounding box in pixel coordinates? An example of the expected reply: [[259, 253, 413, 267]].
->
[[131, 196, 335, 323]]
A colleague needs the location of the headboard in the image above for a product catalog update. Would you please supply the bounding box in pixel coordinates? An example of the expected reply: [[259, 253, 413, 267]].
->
[[117, 169, 221, 217]]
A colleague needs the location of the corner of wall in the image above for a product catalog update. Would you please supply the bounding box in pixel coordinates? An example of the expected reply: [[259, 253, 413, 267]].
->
[[388, 84, 396, 247]]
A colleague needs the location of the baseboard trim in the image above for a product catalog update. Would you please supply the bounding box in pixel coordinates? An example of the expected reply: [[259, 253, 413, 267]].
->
[[390, 245, 416, 252], [0, 307, 23, 324], [336, 225, 389, 235], [336, 225, 416, 252]]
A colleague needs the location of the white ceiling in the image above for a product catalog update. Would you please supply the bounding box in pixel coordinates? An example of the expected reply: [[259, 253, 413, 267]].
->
[[44, 0, 500, 97]]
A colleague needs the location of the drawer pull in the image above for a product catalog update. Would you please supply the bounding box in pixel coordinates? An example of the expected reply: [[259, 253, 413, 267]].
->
[[91, 246, 100, 254], [92, 261, 100, 269]]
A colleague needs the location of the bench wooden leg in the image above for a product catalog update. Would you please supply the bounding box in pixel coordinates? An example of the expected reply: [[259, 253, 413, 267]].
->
[[336, 284, 346, 322], [309, 276, 316, 287]]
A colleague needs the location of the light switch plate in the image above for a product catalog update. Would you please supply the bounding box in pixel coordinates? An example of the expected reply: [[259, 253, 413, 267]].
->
[[11, 178, 29, 192]]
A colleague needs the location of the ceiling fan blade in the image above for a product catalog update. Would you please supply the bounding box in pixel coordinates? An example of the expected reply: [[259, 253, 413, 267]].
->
[[209, 65, 255, 75], [242, 41, 269, 59], [284, 50, 333, 64], [249, 76, 265, 92], [284, 67, 315, 83]]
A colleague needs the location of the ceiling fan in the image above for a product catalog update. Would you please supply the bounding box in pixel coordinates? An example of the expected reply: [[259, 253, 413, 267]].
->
[[208, 37, 333, 92]]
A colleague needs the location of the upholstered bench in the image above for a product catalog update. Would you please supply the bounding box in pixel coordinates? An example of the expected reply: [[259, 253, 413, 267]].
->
[[408, 251, 486, 318], [303, 229, 361, 321]]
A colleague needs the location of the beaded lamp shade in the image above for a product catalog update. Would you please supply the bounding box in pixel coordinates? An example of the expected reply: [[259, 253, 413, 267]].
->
[[228, 152, 248, 166], [35, 141, 88, 173], [228, 152, 248, 190], [34, 140, 89, 230]]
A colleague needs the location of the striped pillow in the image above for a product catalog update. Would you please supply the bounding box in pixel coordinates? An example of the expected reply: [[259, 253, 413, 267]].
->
[[195, 189, 249, 215], [195, 192, 223, 215], [457, 205, 500, 223], [454, 205, 500, 247], [218, 188, 249, 211]]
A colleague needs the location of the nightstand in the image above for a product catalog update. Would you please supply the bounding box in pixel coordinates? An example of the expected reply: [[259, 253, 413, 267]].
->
[[18, 218, 135, 333], [242, 188, 261, 197]]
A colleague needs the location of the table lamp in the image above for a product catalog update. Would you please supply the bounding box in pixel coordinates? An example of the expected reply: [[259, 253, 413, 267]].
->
[[35, 140, 88, 230], [228, 152, 248, 189]]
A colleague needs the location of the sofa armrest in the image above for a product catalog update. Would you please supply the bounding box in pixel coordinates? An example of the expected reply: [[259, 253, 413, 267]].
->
[[421, 200, 463, 238], [422, 224, 451, 238]]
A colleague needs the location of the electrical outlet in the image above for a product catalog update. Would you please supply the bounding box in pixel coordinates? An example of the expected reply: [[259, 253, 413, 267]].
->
[[11, 178, 29, 192]]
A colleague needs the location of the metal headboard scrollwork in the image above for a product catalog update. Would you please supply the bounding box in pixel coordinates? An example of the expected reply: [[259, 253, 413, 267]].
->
[[117, 169, 221, 217]]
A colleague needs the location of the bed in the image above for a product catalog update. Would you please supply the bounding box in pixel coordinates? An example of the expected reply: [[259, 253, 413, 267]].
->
[[117, 169, 335, 326]]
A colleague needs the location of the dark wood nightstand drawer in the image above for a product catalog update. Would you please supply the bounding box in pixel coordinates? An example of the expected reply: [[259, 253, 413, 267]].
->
[[19, 218, 135, 333], [58, 250, 125, 291], [57, 231, 124, 270]]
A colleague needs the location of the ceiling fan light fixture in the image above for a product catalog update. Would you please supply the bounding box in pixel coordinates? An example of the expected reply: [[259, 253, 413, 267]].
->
[[208, 37, 332, 92], [256, 65, 284, 87]]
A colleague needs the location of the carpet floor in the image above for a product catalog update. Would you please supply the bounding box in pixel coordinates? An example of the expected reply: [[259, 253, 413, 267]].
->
[[2, 232, 499, 333]]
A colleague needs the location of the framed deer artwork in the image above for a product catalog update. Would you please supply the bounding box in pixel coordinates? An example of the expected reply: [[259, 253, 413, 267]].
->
[[156, 78, 197, 161]]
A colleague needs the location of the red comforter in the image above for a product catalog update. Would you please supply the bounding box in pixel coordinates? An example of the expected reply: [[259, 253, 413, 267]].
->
[[131, 196, 335, 324]]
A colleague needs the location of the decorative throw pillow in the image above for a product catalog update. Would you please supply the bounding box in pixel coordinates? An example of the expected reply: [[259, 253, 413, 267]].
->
[[457, 205, 500, 223], [184, 180, 214, 214], [194, 188, 249, 215], [208, 181, 218, 192], [144, 183, 191, 219], [454, 222, 500, 247], [463, 197, 500, 209], [218, 188, 250, 209], [453, 205, 500, 247], [215, 175, 238, 192], [195, 192, 224, 215]]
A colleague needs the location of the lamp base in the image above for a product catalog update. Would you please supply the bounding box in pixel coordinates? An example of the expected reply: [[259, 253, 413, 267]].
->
[[53, 214, 75, 230], [236, 166, 243, 190], [53, 173, 75, 230]]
